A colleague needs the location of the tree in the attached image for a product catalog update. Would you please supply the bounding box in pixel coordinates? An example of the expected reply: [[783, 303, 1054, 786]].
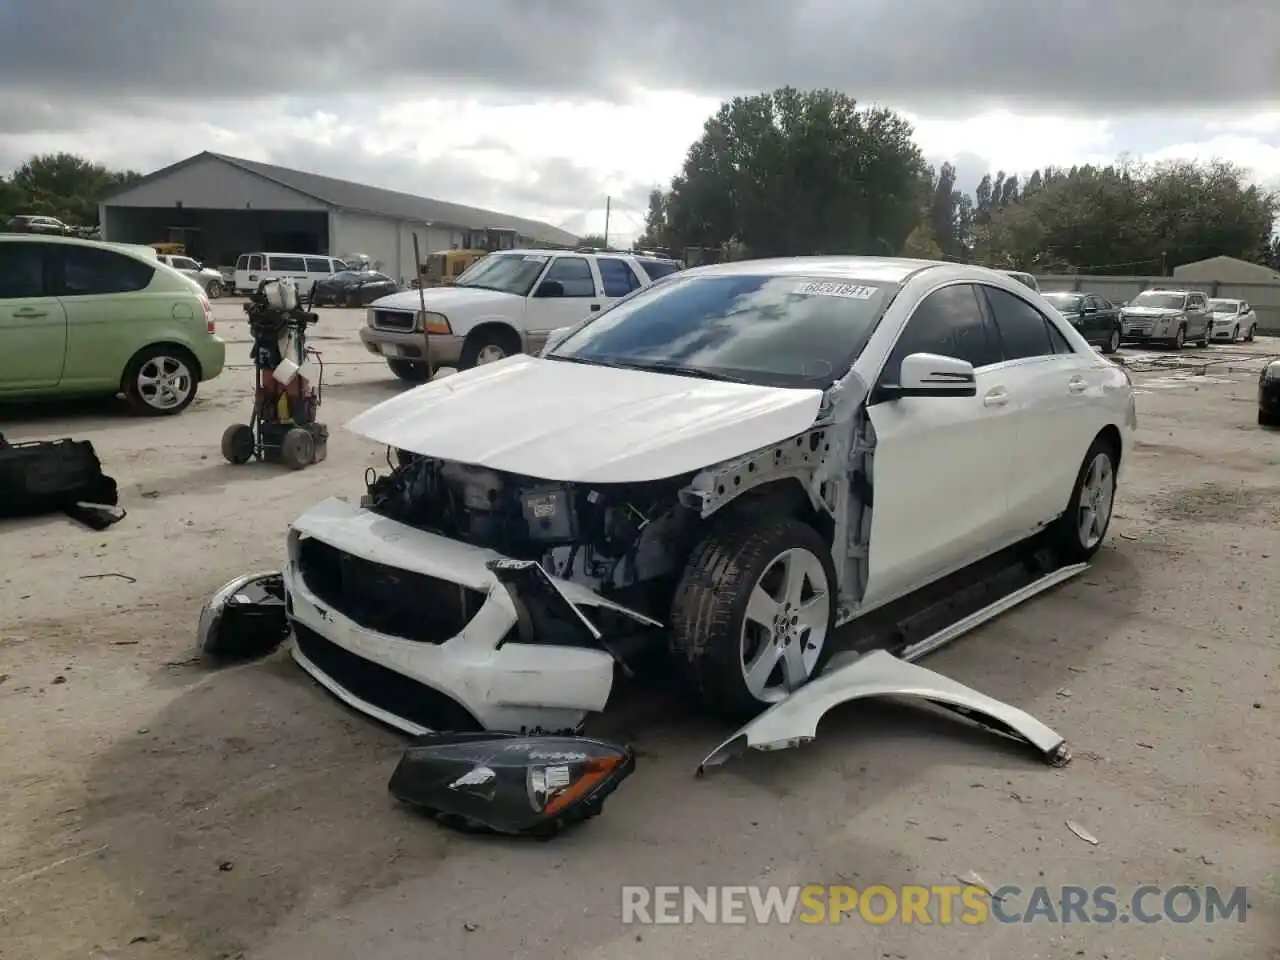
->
[[661, 87, 927, 257], [577, 233, 614, 250], [1, 152, 142, 225], [633, 189, 672, 251], [902, 223, 944, 259]]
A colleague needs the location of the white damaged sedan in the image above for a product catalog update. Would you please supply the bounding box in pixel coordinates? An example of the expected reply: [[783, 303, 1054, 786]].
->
[[281, 257, 1136, 734]]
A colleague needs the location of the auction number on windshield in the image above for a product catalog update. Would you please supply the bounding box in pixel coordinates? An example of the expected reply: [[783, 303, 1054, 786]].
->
[[794, 280, 876, 300]]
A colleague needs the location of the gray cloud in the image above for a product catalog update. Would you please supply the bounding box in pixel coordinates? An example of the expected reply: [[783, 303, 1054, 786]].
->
[[2, 0, 1277, 115]]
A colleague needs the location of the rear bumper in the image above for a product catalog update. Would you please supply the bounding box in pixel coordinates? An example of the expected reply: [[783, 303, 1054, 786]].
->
[[197, 336, 226, 381], [283, 497, 618, 733], [357, 325, 465, 366]]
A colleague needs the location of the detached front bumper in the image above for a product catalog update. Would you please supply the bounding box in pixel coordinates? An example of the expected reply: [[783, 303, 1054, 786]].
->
[[283, 497, 630, 734]]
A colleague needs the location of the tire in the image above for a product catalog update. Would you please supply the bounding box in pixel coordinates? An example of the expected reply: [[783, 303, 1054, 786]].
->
[[1245, 325, 1256, 343], [206, 279, 224, 299], [1054, 435, 1118, 563], [1231, 325, 1239, 343], [1196, 324, 1209, 348], [1260, 409, 1280, 428], [221, 423, 255, 464], [1100, 326, 1120, 354], [669, 516, 838, 721], [123, 345, 199, 416], [387, 359, 430, 383], [458, 327, 521, 369], [280, 427, 315, 470], [1170, 326, 1185, 349]]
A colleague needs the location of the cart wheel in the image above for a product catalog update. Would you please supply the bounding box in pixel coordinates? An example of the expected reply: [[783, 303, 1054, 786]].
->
[[221, 424, 255, 464], [280, 427, 315, 470]]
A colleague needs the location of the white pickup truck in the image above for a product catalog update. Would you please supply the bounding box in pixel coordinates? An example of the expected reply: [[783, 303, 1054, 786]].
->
[[358, 249, 682, 381]]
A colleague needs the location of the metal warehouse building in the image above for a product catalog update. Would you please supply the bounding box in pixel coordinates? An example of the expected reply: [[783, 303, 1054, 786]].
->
[[98, 151, 579, 282]]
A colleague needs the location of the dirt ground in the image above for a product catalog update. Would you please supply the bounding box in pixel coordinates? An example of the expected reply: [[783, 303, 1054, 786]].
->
[[1, 303, 1276, 960]]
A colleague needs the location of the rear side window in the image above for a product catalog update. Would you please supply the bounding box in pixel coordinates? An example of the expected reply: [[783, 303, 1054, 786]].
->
[[885, 283, 999, 380], [597, 257, 643, 297], [268, 255, 306, 272], [248, 255, 263, 271], [57, 246, 155, 296], [1045, 320, 1075, 354], [0, 242, 47, 298], [304, 257, 332, 273], [981, 286, 1054, 360], [638, 259, 680, 281]]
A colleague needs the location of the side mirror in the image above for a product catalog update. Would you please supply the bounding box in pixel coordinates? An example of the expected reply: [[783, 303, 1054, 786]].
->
[[879, 353, 977, 401], [534, 280, 565, 298]]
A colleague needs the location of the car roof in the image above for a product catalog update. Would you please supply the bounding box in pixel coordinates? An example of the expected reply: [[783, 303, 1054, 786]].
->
[[674, 255, 947, 284]]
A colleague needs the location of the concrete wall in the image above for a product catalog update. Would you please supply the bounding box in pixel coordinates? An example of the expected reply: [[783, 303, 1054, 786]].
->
[[100, 207, 329, 267], [328, 211, 464, 284], [1035, 274, 1280, 334]]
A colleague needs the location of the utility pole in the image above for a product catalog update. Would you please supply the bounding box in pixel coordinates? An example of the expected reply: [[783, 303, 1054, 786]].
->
[[603, 196, 611, 249]]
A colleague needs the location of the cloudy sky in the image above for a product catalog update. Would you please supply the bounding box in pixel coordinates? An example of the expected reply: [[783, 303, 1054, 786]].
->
[[2, 0, 1278, 245]]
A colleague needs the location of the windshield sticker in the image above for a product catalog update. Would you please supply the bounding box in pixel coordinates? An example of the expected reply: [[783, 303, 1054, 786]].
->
[[795, 280, 876, 300], [523, 255, 549, 263]]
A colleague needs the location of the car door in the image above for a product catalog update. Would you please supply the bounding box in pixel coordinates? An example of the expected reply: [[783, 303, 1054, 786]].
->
[[0, 241, 69, 389], [1188, 293, 1210, 339], [53, 244, 161, 390], [524, 255, 604, 333], [1094, 296, 1118, 339], [978, 284, 1099, 533], [862, 282, 1017, 608], [1080, 296, 1106, 341]]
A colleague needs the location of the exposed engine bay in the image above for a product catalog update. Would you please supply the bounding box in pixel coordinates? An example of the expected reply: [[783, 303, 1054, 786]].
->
[[361, 450, 702, 604]]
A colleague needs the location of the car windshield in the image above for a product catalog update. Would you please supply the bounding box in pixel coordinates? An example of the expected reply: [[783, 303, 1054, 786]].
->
[[1044, 293, 1084, 311], [454, 253, 548, 295], [547, 273, 896, 388], [1208, 299, 1240, 313], [1130, 292, 1186, 310]]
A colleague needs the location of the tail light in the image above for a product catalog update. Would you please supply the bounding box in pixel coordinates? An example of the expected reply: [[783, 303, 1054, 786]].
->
[[200, 295, 215, 333]]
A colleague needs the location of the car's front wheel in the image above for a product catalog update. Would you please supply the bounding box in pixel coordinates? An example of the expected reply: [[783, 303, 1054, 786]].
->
[[1244, 325, 1256, 342], [206, 279, 224, 299], [669, 516, 837, 721], [1055, 436, 1118, 562], [387, 359, 429, 383]]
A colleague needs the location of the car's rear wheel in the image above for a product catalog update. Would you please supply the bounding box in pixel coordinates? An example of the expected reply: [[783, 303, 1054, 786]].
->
[[387, 358, 429, 383], [123, 345, 199, 416], [669, 516, 837, 721], [207, 279, 224, 299], [1055, 436, 1118, 562]]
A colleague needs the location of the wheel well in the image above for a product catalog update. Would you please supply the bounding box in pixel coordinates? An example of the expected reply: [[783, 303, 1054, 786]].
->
[[1095, 424, 1122, 469], [465, 322, 522, 351], [713, 477, 835, 546], [121, 342, 202, 391]]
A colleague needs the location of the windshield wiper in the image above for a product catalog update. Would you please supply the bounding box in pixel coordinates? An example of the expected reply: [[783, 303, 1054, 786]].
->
[[605, 359, 748, 383]]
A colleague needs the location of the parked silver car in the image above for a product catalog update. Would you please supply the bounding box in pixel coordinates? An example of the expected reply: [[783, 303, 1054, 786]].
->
[[1207, 298, 1258, 343], [1119, 289, 1212, 349], [157, 254, 227, 298]]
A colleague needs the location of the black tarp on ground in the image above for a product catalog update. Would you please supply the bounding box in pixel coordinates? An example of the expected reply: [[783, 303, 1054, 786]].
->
[[0, 434, 126, 530]]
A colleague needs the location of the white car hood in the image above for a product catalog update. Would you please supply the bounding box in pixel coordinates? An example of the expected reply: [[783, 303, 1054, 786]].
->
[[345, 353, 825, 483], [368, 286, 523, 314]]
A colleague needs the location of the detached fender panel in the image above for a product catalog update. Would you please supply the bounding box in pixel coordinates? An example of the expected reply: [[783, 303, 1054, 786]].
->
[[698, 649, 1069, 774]]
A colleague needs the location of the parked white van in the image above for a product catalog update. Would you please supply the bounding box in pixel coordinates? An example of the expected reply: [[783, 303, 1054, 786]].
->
[[233, 253, 346, 295]]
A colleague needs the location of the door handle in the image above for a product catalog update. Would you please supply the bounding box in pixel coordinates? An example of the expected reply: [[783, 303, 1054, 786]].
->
[[982, 387, 1008, 407], [1068, 376, 1088, 394], [589, 303, 601, 312], [12, 308, 48, 318]]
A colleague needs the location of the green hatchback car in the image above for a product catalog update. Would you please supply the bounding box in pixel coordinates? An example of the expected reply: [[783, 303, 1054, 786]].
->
[[0, 234, 226, 415]]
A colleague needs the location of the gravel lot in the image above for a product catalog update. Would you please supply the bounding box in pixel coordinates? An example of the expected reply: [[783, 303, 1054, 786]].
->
[[1, 302, 1277, 960]]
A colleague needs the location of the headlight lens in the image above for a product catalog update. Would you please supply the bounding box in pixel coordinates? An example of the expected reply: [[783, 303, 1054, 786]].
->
[[418, 311, 451, 335]]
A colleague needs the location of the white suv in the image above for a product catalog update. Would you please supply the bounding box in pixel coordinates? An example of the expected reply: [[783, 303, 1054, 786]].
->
[[358, 249, 683, 381]]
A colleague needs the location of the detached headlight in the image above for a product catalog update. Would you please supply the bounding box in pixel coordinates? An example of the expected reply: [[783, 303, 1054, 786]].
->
[[418, 310, 451, 335], [388, 733, 636, 837], [196, 571, 290, 660]]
